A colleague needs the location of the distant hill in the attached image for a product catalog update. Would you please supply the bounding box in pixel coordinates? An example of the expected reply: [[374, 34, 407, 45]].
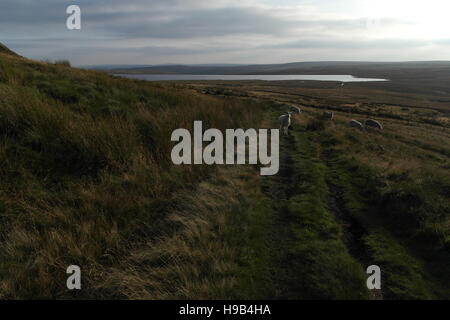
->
[[110, 61, 450, 77], [110, 61, 450, 101], [110, 60, 450, 84], [0, 42, 448, 300], [84, 63, 244, 71], [81, 64, 154, 70]]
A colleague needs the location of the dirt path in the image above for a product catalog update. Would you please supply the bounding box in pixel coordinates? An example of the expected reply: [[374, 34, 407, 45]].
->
[[326, 182, 383, 300], [265, 134, 300, 299], [263, 120, 382, 299], [321, 146, 384, 300]]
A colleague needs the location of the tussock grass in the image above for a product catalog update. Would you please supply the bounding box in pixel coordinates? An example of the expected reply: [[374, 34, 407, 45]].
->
[[0, 48, 267, 298], [263, 109, 370, 299], [190, 78, 449, 299], [283, 134, 370, 299], [364, 231, 436, 299], [152, 78, 450, 299], [311, 117, 449, 299], [95, 167, 272, 299], [1, 44, 448, 299]]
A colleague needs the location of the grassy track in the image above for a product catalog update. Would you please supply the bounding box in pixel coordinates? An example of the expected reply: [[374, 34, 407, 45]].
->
[[0, 46, 271, 298], [261, 108, 369, 299], [252, 103, 449, 299], [0, 44, 448, 299]]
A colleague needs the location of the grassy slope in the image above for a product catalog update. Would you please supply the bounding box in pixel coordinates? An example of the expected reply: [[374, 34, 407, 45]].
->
[[264, 111, 370, 299], [112, 62, 450, 111], [189, 81, 449, 299], [279, 105, 449, 299], [316, 129, 448, 299], [0, 46, 272, 298], [0, 44, 448, 299], [261, 105, 448, 299]]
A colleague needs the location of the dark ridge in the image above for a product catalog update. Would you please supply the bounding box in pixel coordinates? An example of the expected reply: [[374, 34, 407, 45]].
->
[[0, 42, 18, 56]]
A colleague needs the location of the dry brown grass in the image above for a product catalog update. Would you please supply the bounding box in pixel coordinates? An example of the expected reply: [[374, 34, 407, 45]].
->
[[0, 49, 267, 298], [89, 166, 264, 299]]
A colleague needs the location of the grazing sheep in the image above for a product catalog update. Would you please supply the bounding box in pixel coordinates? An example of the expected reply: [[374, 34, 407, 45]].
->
[[349, 119, 364, 131], [290, 105, 301, 114], [323, 111, 334, 120], [365, 119, 383, 130], [278, 112, 292, 135]]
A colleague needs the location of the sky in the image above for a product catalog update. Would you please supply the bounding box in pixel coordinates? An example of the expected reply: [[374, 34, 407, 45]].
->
[[1, 0, 450, 65]]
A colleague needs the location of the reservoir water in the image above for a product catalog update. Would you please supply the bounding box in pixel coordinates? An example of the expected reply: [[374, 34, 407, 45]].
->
[[114, 74, 388, 82]]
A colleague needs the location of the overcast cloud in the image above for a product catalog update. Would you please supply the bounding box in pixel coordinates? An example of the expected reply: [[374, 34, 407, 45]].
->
[[1, 0, 449, 65]]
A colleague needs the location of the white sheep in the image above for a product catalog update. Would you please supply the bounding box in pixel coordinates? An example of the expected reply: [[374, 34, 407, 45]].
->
[[279, 112, 292, 135], [349, 119, 364, 131], [365, 119, 383, 130], [290, 105, 301, 114], [323, 111, 334, 120]]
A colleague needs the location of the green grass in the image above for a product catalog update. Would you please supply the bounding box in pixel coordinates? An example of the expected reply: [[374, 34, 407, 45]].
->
[[364, 231, 436, 299], [190, 78, 449, 299], [0, 47, 268, 298], [311, 118, 449, 299], [0, 43, 448, 299], [262, 109, 370, 299], [91, 167, 274, 299]]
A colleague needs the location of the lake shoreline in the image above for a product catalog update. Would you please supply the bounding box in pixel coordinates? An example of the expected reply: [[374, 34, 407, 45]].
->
[[113, 74, 389, 82]]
